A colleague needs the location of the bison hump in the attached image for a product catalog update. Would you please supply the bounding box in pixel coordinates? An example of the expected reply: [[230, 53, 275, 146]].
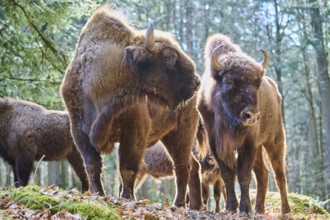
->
[[80, 5, 134, 45]]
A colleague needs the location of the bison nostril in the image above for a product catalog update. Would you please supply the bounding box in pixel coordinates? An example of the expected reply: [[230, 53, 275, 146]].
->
[[245, 112, 252, 121]]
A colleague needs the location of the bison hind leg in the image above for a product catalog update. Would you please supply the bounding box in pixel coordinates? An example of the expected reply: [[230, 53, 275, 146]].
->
[[71, 125, 105, 196], [67, 149, 89, 192], [264, 140, 291, 214], [253, 147, 268, 214]]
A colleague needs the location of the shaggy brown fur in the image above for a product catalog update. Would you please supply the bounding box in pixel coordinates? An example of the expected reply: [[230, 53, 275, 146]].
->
[[198, 34, 291, 215], [61, 6, 201, 209], [0, 98, 88, 191]]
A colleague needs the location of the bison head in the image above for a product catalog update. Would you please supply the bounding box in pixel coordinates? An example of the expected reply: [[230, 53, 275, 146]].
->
[[211, 46, 269, 129], [124, 21, 200, 110]]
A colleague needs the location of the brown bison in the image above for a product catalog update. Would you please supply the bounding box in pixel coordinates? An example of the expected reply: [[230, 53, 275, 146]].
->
[[61, 6, 201, 209], [0, 98, 88, 191], [199, 153, 226, 213], [198, 34, 291, 215]]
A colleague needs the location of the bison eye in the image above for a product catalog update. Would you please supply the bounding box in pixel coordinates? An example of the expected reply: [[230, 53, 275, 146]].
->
[[164, 55, 177, 65], [162, 47, 179, 68], [224, 80, 232, 88]]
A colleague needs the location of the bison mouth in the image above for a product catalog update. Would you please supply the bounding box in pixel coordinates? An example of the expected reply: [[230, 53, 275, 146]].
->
[[143, 86, 172, 109], [142, 83, 197, 110]]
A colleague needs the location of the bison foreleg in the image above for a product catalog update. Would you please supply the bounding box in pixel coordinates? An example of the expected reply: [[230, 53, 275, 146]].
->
[[187, 154, 204, 210], [118, 135, 147, 200], [118, 106, 150, 200], [162, 138, 195, 209], [213, 180, 222, 213], [236, 141, 257, 215], [202, 182, 210, 208], [14, 157, 33, 187], [217, 159, 237, 213]]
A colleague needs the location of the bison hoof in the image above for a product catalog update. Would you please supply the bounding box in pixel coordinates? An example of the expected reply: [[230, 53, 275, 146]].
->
[[281, 206, 291, 214]]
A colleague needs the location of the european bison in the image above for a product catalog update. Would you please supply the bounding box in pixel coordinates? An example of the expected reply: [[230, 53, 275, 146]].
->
[[0, 98, 88, 191], [198, 152, 226, 213], [61, 6, 201, 209], [198, 34, 291, 215]]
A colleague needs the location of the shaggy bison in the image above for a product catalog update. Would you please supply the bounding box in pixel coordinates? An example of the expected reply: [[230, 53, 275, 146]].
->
[[198, 153, 226, 213], [0, 98, 88, 191], [61, 6, 201, 209], [198, 34, 291, 214]]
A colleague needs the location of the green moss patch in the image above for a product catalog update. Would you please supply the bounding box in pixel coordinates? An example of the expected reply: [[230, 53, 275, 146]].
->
[[8, 184, 120, 220], [250, 190, 329, 218]]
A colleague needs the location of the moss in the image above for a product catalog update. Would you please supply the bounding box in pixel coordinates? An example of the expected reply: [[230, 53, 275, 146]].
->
[[250, 190, 330, 217], [10, 184, 60, 213], [9, 184, 121, 219], [65, 201, 119, 220]]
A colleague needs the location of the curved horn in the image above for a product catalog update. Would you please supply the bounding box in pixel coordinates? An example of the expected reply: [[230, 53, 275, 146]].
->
[[211, 45, 223, 72], [145, 20, 155, 52], [260, 49, 269, 69]]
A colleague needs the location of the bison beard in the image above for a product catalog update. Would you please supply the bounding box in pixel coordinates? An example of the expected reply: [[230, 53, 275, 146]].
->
[[198, 33, 291, 215], [61, 6, 202, 209]]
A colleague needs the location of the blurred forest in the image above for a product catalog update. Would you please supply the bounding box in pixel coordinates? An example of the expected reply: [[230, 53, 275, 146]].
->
[[0, 0, 329, 211]]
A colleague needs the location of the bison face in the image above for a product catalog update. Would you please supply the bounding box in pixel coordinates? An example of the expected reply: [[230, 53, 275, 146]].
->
[[124, 21, 200, 110], [200, 154, 216, 172], [210, 47, 269, 129]]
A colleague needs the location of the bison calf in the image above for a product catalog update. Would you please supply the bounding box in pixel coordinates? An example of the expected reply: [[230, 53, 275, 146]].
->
[[0, 98, 88, 191], [198, 153, 226, 213], [198, 34, 291, 215]]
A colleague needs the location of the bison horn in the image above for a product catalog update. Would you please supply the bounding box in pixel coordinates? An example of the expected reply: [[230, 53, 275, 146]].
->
[[145, 20, 155, 52], [211, 45, 223, 72], [260, 49, 269, 69]]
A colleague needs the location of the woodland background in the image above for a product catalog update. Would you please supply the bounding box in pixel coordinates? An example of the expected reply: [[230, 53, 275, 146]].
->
[[0, 0, 329, 211]]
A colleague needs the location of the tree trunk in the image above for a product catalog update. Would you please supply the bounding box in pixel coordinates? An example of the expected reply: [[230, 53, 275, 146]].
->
[[184, 0, 193, 56], [47, 161, 61, 186], [60, 161, 68, 189], [6, 164, 11, 186], [309, 0, 330, 202]]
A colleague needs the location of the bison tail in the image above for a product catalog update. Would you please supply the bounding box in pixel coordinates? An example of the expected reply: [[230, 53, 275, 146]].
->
[[195, 115, 209, 159]]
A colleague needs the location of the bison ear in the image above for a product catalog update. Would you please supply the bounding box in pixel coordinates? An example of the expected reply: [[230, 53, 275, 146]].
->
[[124, 46, 151, 70], [211, 45, 223, 73]]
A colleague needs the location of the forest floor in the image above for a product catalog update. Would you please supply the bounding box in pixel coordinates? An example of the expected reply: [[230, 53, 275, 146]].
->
[[0, 184, 329, 219]]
